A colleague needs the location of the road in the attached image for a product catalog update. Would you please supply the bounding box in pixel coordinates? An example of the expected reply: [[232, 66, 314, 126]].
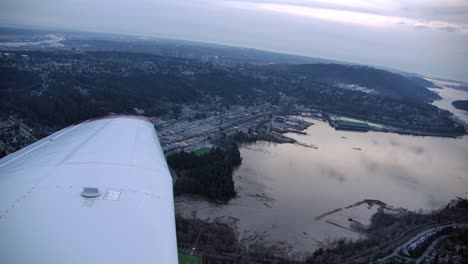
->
[[377, 222, 468, 263], [340, 215, 468, 264], [414, 235, 448, 263]]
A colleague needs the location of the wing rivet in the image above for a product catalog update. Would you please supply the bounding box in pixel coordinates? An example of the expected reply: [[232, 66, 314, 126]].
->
[[81, 187, 101, 198]]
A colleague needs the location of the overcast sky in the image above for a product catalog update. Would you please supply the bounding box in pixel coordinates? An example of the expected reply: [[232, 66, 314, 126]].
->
[[2, 0, 468, 82]]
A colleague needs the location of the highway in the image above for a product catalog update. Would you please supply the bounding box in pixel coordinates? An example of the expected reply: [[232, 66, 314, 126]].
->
[[340, 215, 468, 264], [376, 221, 468, 264]]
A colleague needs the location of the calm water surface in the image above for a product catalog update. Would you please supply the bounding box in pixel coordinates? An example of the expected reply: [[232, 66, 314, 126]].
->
[[176, 86, 468, 253]]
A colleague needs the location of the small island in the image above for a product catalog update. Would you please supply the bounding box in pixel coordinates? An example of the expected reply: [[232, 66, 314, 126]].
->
[[452, 100, 468, 111]]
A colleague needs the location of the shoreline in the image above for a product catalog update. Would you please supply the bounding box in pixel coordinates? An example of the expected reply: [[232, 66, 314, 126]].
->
[[175, 193, 468, 260], [318, 111, 467, 138]]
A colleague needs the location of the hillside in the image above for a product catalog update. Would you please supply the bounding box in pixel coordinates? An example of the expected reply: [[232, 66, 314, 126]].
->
[[267, 63, 439, 102]]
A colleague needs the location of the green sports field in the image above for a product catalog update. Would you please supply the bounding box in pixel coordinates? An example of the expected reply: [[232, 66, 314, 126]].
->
[[193, 147, 210, 157], [178, 253, 199, 264], [337, 116, 384, 128]]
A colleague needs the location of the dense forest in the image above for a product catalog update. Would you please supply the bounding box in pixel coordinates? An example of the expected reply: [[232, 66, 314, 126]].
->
[[175, 215, 240, 253], [167, 142, 242, 201]]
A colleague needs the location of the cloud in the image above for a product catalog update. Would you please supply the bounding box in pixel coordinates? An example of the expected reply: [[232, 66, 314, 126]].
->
[[440, 26, 457, 32], [225, 0, 468, 34], [396, 0, 468, 23]]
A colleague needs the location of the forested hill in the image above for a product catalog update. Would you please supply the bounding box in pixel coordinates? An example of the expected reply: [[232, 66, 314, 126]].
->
[[267, 63, 438, 102], [0, 51, 263, 128], [1, 50, 459, 139]]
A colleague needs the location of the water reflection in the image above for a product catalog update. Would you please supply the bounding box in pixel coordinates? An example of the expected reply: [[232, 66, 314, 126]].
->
[[320, 168, 347, 183], [408, 145, 425, 154], [176, 87, 468, 253], [177, 119, 468, 253]]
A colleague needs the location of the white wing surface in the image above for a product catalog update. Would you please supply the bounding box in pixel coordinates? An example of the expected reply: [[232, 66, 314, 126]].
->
[[0, 115, 178, 264]]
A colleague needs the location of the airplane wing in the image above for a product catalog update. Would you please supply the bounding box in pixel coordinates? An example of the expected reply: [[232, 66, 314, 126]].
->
[[0, 115, 178, 264]]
